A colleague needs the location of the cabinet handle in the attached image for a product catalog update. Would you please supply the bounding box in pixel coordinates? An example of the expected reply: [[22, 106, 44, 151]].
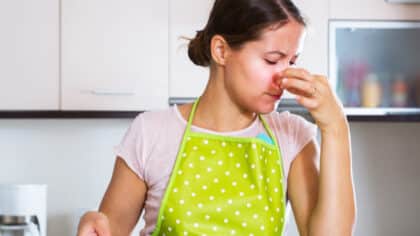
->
[[80, 90, 135, 96], [168, 97, 197, 105]]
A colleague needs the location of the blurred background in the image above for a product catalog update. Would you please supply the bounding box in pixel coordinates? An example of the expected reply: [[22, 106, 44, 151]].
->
[[1, 0, 420, 235]]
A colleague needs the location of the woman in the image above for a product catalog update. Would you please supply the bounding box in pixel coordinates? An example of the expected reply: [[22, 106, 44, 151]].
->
[[78, 0, 356, 235]]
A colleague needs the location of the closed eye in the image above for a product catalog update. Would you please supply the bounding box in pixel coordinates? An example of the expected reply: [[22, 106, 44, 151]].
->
[[265, 59, 277, 65], [265, 59, 296, 66]]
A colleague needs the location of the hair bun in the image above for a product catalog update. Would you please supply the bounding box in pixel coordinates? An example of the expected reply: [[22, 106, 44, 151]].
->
[[188, 30, 211, 67]]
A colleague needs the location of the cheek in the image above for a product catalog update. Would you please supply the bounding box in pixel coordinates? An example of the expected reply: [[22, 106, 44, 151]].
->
[[250, 64, 278, 89], [228, 56, 278, 92]]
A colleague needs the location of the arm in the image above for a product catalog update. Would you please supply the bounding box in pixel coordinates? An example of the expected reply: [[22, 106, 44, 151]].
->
[[308, 120, 355, 235], [278, 68, 356, 236], [288, 121, 356, 236], [287, 139, 320, 236], [99, 156, 147, 236]]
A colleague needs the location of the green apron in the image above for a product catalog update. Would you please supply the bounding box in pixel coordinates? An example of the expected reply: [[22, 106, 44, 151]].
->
[[152, 98, 287, 236]]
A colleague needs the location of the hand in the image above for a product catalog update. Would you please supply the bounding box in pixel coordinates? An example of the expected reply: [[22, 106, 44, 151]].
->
[[275, 68, 347, 132], [77, 211, 111, 236]]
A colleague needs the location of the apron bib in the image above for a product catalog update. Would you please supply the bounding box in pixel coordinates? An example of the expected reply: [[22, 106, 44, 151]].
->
[[152, 98, 287, 236]]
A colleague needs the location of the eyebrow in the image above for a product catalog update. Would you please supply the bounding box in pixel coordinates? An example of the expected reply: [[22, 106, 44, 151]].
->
[[266, 51, 300, 58]]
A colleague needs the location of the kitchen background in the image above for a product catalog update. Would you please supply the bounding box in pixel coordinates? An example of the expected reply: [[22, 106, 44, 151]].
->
[[1, 0, 420, 236]]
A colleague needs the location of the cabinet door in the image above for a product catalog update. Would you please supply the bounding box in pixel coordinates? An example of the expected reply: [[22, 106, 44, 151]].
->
[[330, 0, 420, 20], [294, 0, 329, 75], [62, 0, 169, 111], [0, 0, 59, 110], [169, 0, 214, 100]]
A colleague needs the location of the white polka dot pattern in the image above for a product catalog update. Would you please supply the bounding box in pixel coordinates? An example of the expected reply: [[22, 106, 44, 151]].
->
[[155, 133, 286, 236]]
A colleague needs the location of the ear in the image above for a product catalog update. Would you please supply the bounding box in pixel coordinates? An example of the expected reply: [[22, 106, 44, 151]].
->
[[210, 35, 230, 66]]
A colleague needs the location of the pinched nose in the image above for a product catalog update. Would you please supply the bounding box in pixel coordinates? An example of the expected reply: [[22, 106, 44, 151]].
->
[[270, 74, 283, 91]]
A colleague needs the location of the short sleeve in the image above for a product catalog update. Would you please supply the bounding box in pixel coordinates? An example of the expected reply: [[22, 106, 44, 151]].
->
[[287, 113, 318, 160], [266, 111, 318, 184], [113, 114, 145, 181]]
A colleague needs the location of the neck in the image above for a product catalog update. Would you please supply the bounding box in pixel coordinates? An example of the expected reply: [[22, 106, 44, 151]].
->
[[192, 66, 257, 132]]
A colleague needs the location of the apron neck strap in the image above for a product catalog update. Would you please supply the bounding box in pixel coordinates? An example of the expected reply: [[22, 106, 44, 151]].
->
[[259, 113, 280, 147], [186, 97, 278, 147], [185, 97, 200, 132]]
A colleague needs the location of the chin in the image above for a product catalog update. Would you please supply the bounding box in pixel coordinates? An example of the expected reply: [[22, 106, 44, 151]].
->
[[241, 96, 278, 114], [256, 102, 277, 114]]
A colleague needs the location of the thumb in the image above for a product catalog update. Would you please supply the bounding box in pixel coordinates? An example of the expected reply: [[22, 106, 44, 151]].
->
[[93, 218, 112, 236], [77, 226, 98, 236]]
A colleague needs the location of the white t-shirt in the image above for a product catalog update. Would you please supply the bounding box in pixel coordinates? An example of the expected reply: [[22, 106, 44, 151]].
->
[[114, 105, 317, 236]]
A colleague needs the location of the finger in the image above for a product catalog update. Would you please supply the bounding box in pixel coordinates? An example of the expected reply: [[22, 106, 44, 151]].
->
[[95, 228, 111, 236], [286, 87, 309, 97], [94, 218, 112, 236], [282, 68, 313, 82], [296, 95, 318, 109], [77, 225, 98, 236], [313, 74, 329, 85], [281, 78, 315, 97]]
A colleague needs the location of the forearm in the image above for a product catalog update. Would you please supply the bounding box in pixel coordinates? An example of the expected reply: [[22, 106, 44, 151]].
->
[[309, 119, 356, 235], [98, 157, 147, 236]]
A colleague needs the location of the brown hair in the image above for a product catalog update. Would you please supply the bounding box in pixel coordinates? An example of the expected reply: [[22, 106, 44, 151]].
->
[[188, 0, 306, 67]]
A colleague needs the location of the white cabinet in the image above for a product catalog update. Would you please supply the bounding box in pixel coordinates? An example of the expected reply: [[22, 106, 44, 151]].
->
[[0, 0, 59, 110], [169, 0, 214, 99], [294, 0, 329, 75], [330, 0, 420, 20], [61, 0, 169, 111]]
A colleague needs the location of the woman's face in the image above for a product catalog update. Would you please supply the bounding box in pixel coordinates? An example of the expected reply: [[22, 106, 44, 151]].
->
[[223, 20, 306, 114]]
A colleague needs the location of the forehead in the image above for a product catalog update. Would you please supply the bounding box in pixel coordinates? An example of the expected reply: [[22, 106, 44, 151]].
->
[[244, 20, 306, 55]]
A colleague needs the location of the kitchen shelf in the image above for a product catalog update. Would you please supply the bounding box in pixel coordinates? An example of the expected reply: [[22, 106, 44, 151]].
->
[[0, 111, 143, 119], [1, 111, 420, 122], [1, 98, 419, 121], [278, 100, 420, 122]]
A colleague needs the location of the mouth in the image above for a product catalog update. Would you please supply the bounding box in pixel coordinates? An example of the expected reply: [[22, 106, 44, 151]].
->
[[266, 90, 283, 100], [269, 94, 281, 100]]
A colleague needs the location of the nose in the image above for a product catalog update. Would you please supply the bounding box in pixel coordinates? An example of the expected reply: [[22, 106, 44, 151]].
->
[[270, 74, 282, 91], [272, 61, 293, 84]]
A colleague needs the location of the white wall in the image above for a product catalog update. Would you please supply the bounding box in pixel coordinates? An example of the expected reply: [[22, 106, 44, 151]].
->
[[0, 119, 132, 235], [1, 119, 420, 235]]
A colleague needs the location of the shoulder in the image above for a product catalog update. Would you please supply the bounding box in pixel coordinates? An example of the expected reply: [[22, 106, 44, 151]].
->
[[123, 106, 184, 159], [122, 106, 183, 149], [130, 106, 178, 131], [114, 106, 183, 182], [261, 110, 318, 185], [263, 110, 318, 159], [137, 106, 175, 122], [263, 110, 317, 136]]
